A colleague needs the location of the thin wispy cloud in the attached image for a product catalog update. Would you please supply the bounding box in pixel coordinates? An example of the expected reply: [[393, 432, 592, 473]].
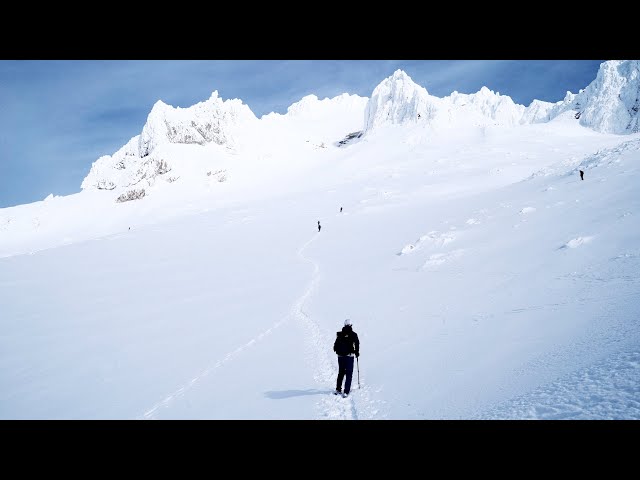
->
[[0, 60, 603, 208]]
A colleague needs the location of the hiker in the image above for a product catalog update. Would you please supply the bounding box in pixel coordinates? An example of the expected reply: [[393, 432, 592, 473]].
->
[[340, 207, 343, 213], [580, 169, 584, 181], [318, 221, 321, 232], [333, 319, 360, 397]]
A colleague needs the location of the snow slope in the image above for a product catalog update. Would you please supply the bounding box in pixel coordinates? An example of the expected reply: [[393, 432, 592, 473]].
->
[[1, 63, 639, 419]]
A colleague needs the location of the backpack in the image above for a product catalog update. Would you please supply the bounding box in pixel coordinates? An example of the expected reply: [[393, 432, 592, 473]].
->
[[334, 331, 354, 356]]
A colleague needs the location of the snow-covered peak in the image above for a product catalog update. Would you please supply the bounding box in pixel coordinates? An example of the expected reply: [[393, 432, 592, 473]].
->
[[573, 60, 640, 134], [364, 69, 438, 132], [448, 87, 525, 126], [82, 90, 367, 194], [365, 71, 529, 133], [285, 94, 321, 116], [82, 91, 258, 192], [149, 99, 171, 114], [362, 61, 639, 135], [281, 93, 367, 118], [138, 90, 257, 157], [562, 91, 577, 104], [80, 60, 640, 195], [521, 99, 557, 124], [539, 60, 640, 134]]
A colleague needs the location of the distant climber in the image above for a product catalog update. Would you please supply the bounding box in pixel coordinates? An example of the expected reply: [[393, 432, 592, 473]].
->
[[340, 207, 343, 213], [318, 221, 321, 232], [580, 169, 584, 181]]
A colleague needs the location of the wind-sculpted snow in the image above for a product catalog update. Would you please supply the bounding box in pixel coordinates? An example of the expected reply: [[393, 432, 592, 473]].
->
[[573, 60, 640, 134], [280, 93, 367, 119], [139, 92, 257, 156], [81, 139, 173, 192], [543, 60, 640, 134], [447, 87, 525, 126], [521, 99, 558, 124], [82, 92, 257, 192], [364, 71, 526, 134], [81, 136, 141, 190], [364, 70, 440, 131]]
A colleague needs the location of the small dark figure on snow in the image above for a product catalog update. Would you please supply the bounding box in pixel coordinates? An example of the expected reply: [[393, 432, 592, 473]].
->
[[340, 207, 343, 213], [318, 221, 321, 232], [580, 170, 584, 181], [333, 319, 360, 397]]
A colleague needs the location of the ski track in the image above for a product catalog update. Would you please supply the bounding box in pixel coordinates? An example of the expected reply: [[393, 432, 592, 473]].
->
[[139, 232, 383, 420], [139, 299, 294, 420]]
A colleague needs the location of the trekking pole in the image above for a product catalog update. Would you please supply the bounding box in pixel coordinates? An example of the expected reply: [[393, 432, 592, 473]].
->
[[357, 357, 360, 388]]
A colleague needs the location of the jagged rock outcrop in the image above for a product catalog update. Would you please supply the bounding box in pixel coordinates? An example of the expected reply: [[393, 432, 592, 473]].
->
[[82, 91, 257, 191]]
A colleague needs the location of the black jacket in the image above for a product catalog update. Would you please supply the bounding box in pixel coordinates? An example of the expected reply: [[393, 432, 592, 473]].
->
[[333, 325, 360, 357]]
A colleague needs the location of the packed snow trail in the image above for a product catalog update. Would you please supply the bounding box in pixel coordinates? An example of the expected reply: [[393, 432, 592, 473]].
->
[[139, 231, 382, 420], [294, 233, 383, 420]]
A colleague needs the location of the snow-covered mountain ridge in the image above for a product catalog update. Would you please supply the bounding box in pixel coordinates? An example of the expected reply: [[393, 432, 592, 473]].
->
[[80, 61, 640, 196], [364, 61, 640, 134]]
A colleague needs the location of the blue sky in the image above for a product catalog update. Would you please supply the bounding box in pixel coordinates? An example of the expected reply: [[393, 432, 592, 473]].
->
[[0, 60, 604, 208]]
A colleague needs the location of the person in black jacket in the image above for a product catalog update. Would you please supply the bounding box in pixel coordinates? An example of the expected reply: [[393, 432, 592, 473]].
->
[[333, 319, 360, 397]]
